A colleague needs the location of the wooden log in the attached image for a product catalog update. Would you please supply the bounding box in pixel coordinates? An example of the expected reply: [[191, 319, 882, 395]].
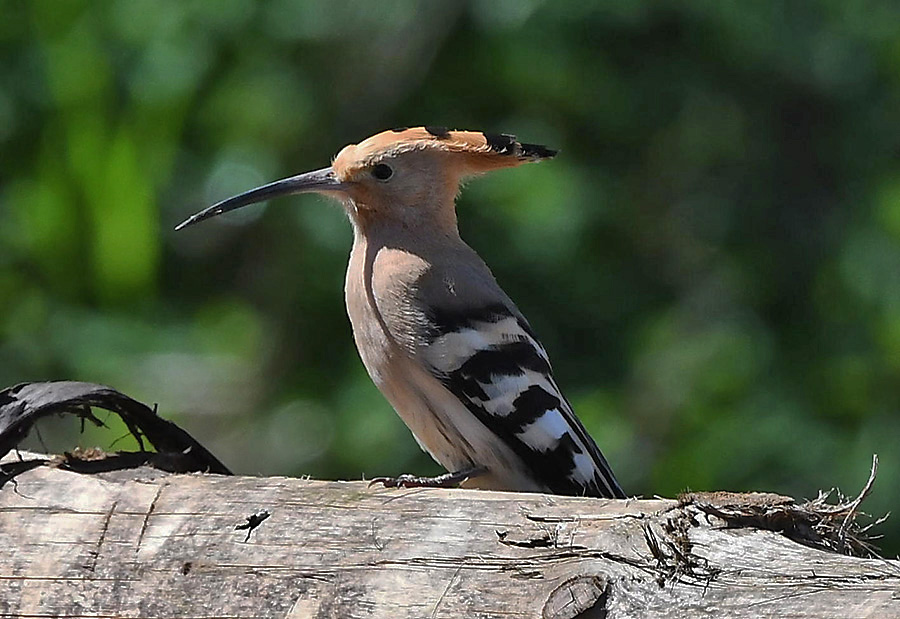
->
[[0, 459, 897, 618]]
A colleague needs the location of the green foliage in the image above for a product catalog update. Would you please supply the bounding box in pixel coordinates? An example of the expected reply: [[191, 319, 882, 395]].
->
[[2, 1, 898, 552]]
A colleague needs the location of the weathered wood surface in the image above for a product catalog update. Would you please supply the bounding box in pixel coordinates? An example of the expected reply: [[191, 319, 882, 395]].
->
[[0, 460, 898, 618]]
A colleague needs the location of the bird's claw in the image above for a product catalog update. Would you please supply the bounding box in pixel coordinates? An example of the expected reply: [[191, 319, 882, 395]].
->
[[368, 474, 430, 489], [368, 466, 487, 490]]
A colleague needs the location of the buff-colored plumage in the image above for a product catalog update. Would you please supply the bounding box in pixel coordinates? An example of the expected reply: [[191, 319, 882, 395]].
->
[[177, 127, 624, 498]]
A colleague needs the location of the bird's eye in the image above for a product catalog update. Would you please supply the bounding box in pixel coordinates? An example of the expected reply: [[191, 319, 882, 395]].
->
[[371, 163, 394, 181]]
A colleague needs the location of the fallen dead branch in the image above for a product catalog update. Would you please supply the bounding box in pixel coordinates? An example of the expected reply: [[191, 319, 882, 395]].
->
[[0, 455, 896, 618]]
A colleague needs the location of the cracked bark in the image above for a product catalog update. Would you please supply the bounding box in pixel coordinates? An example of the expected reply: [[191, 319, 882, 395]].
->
[[0, 457, 897, 618]]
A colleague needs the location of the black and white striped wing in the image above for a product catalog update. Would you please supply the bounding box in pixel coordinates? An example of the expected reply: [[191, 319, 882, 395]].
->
[[422, 304, 625, 498]]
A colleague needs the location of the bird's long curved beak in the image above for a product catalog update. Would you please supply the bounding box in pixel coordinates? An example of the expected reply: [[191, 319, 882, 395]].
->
[[175, 167, 345, 231]]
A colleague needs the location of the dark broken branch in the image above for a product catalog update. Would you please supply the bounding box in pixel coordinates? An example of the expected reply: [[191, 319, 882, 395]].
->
[[0, 381, 231, 478]]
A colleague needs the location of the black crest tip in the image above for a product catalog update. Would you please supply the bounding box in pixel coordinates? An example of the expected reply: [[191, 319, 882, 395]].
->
[[425, 125, 451, 138], [483, 132, 517, 155], [520, 142, 558, 159]]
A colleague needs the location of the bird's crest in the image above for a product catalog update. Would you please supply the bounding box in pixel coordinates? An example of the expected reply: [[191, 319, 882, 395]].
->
[[332, 127, 557, 179]]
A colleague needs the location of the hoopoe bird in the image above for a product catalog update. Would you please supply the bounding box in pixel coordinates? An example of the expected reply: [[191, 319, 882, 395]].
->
[[177, 127, 625, 498]]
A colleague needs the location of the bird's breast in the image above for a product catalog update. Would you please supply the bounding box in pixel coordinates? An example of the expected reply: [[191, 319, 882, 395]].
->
[[344, 239, 432, 380]]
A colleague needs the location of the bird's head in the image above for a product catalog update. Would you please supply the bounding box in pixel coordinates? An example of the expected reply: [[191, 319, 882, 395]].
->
[[175, 127, 556, 231]]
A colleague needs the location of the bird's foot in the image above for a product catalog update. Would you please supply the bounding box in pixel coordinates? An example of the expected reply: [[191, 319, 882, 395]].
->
[[369, 465, 487, 489]]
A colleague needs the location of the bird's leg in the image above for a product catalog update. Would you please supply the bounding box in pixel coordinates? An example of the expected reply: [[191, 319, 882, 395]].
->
[[369, 465, 487, 489]]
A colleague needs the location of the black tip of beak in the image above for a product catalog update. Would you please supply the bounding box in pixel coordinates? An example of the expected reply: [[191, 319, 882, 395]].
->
[[174, 212, 210, 231], [175, 167, 343, 231]]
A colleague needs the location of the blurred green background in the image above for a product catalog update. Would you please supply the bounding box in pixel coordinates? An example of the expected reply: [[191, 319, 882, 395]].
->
[[2, 1, 898, 552]]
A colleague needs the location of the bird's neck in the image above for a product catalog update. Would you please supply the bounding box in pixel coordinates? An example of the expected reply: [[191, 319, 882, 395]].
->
[[345, 192, 459, 244]]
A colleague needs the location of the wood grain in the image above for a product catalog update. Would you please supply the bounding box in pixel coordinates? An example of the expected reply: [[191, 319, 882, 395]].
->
[[0, 460, 897, 618]]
